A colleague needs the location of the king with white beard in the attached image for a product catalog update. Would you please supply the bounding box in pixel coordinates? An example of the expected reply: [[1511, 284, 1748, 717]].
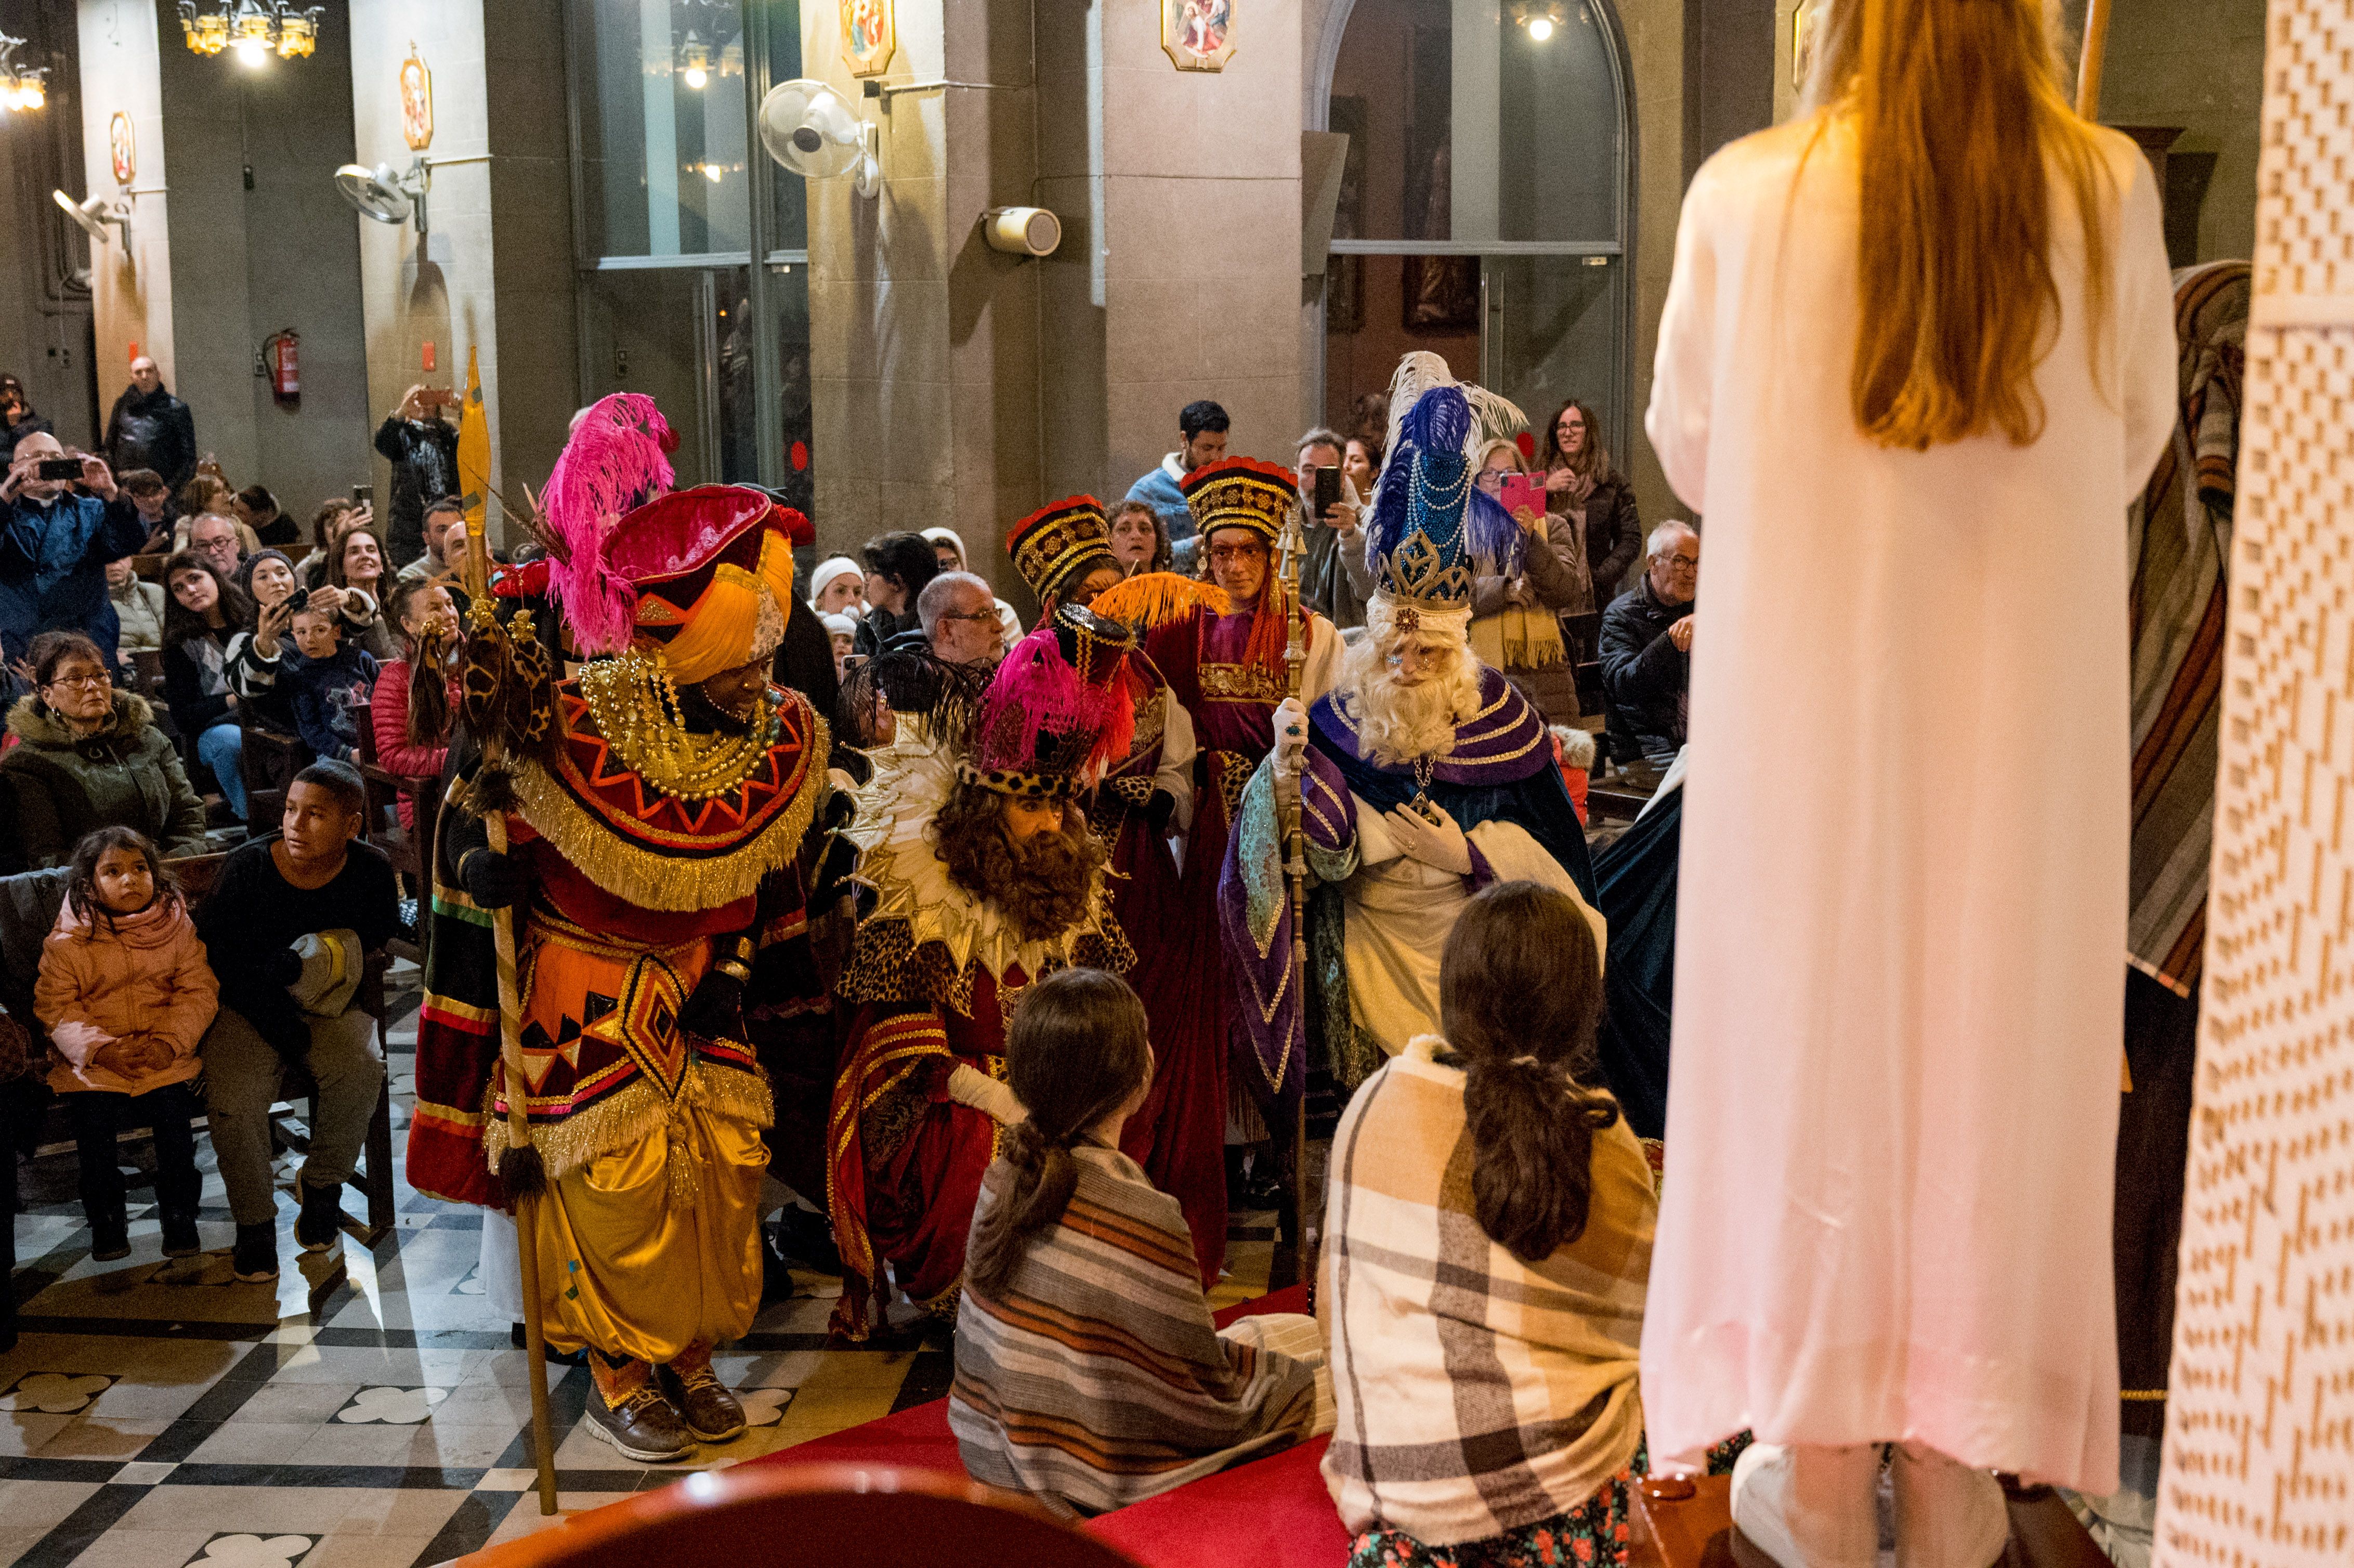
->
[[1219, 366, 1604, 1100]]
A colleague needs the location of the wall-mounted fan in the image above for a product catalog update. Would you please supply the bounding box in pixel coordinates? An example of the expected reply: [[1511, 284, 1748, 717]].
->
[[756, 78, 879, 199], [335, 158, 430, 232]]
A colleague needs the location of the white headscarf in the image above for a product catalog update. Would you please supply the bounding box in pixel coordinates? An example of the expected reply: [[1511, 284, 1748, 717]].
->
[[920, 526, 966, 567], [808, 555, 865, 615]]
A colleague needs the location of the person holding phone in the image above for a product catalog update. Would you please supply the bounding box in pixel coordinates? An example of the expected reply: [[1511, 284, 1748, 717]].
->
[[0, 432, 148, 668], [1293, 428, 1375, 630], [372, 383, 461, 571], [1469, 439, 1592, 723]]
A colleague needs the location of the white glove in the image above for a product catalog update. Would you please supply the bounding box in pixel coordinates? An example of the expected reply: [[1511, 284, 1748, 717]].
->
[[1272, 697, 1309, 778], [947, 1063, 1026, 1127], [1383, 801, 1472, 877]]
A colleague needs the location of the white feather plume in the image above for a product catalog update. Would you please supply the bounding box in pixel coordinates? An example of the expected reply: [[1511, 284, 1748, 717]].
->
[[1379, 351, 1528, 471]]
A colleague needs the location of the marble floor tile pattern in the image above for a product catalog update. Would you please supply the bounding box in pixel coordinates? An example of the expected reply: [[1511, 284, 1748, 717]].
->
[[4, 970, 1278, 1566]]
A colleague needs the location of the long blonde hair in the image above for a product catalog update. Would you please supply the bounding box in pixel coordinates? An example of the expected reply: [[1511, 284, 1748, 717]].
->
[[1806, 0, 2115, 450]]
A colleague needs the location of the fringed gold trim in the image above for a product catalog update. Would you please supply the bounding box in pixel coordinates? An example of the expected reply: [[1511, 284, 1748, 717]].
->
[[508, 721, 829, 912], [1090, 571, 1231, 633], [485, 1059, 775, 1184]]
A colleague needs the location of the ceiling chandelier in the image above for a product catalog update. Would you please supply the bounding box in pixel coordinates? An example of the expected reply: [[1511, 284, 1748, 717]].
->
[[0, 33, 48, 111], [177, 2, 323, 66]]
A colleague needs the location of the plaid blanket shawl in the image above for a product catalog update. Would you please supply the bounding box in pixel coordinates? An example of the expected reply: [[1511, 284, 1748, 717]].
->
[[1321, 1036, 1655, 1546], [948, 1145, 1324, 1517], [2127, 261, 2250, 996]]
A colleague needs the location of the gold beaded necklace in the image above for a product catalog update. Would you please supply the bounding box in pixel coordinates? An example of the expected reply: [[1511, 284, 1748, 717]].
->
[[578, 650, 778, 803]]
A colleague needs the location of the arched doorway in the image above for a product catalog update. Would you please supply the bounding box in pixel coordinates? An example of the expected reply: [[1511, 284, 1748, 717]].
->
[[1309, 0, 1635, 468]]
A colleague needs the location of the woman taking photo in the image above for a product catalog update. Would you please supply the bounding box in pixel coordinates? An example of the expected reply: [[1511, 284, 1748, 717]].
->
[[330, 526, 397, 661], [1541, 400, 1641, 600], [1471, 439, 1591, 723], [1639, 0, 2176, 1558], [159, 553, 263, 820], [1, 632, 209, 867], [1323, 880, 1672, 1568]]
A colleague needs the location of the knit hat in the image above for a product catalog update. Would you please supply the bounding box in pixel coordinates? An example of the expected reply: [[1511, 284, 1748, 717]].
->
[[1181, 457, 1297, 544], [955, 603, 1136, 800], [820, 611, 856, 639], [808, 555, 864, 611], [1005, 495, 1119, 604]]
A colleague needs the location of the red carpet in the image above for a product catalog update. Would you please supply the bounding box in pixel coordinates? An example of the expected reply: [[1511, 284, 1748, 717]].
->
[[748, 1286, 1349, 1564]]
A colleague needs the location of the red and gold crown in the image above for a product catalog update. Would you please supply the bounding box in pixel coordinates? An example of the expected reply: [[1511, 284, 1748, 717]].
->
[[1005, 494, 1118, 604], [1181, 456, 1296, 543]]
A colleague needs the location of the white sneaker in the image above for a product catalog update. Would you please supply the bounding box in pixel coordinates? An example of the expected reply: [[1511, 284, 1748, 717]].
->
[[1731, 1441, 1882, 1568], [1890, 1442, 2008, 1568]]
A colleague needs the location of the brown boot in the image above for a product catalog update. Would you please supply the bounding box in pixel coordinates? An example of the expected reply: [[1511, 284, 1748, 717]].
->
[[584, 1352, 692, 1462], [662, 1341, 746, 1443]]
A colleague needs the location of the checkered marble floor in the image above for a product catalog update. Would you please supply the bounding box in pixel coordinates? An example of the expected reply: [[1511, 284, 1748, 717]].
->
[[3, 970, 1277, 1567]]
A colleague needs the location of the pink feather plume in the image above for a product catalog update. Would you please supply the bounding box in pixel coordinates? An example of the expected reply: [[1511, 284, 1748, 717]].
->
[[973, 623, 1133, 787], [540, 393, 676, 655]]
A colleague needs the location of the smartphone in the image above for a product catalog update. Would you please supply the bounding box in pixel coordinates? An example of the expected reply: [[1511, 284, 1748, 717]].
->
[[35, 457, 83, 481], [1498, 473, 1544, 519], [350, 484, 373, 506], [1312, 464, 1341, 513]]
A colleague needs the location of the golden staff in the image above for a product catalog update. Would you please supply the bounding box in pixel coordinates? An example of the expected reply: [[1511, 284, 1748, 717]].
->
[[1274, 499, 1311, 1292], [2076, 0, 2113, 119], [457, 518, 560, 1517]]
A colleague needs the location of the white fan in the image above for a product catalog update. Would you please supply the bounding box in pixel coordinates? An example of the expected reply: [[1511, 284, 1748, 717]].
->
[[335, 159, 430, 231], [756, 77, 879, 198], [53, 191, 133, 276]]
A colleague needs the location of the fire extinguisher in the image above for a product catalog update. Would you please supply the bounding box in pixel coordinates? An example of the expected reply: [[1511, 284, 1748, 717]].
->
[[262, 329, 299, 406]]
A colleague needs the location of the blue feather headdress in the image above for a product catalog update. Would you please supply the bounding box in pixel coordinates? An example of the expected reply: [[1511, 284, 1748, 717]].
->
[[1366, 380, 1525, 619]]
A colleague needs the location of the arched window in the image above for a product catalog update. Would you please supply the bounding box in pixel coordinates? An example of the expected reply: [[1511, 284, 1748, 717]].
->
[[1311, 0, 1634, 471]]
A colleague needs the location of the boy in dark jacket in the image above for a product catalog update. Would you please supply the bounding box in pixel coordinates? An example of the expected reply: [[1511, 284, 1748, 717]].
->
[[198, 762, 397, 1282], [280, 604, 379, 763]]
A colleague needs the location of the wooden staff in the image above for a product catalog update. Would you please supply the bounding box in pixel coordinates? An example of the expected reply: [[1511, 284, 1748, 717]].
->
[[2076, 0, 2113, 119], [1273, 505, 1312, 1292], [460, 522, 560, 1517]]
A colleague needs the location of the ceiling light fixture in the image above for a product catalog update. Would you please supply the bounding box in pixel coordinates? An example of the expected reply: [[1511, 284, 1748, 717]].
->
[[0, 34, 49, 111], [177, 2, 323, 63], [1508, 2, 1568, 41]]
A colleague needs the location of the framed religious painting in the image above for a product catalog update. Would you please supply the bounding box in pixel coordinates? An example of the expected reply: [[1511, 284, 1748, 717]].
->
[[108, 112, 135, 187], [841, 0, 896, 77], [1162, 0, 1236, 72], [400, 46, 434, 151]]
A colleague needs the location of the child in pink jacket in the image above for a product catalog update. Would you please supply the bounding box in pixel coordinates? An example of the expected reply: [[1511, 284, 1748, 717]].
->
[[34, 826, 219, 1262]]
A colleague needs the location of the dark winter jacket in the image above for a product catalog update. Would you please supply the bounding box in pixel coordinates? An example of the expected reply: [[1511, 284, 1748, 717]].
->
[[281, 645, 379, 763], [1598, 577, 1691, 764], [103, 386, 197, 490], [1558, 472, 1643, 600], [0, 490, 150, 664], [0, 691, 208, 869], [372, 415, 462, 569]]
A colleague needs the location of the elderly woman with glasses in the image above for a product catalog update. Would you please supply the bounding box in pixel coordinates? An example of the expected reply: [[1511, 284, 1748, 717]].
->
[[0, 630, 208, 869]]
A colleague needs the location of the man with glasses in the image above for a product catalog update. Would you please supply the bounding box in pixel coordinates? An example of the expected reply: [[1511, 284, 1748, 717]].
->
[[186, 513, 247, 581], [919, 571, 1007, 668], [1600, 519, 1699, 765]]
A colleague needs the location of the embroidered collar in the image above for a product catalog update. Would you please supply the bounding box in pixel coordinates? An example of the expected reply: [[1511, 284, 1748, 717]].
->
[[843, 722, 1118, 986]]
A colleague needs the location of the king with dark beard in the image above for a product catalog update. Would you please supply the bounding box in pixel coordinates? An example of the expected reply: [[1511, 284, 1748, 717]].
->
[[826, 603, 1136, 1338]]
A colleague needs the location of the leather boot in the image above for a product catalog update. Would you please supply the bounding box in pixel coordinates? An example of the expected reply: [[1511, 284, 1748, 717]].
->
[[1731, 1442, 1881, 1568], [662, 1343, 747, 1443], [1891, 1442, 2008, 1568], [583, 1381, 695, 1462]]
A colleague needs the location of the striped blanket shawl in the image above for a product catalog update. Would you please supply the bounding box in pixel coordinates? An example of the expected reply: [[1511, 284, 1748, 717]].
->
[[948, 1145, 1324, 1517], [2128, 260, 2250, 996], [1322, 1036, 1655, 1546]]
